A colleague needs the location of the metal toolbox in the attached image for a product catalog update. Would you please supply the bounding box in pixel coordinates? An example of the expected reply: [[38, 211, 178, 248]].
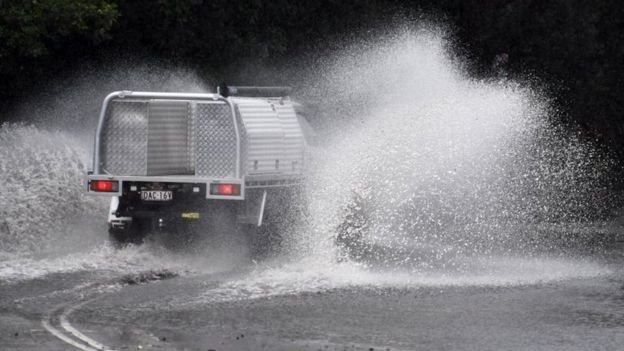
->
[[88, 87, 309, 200]]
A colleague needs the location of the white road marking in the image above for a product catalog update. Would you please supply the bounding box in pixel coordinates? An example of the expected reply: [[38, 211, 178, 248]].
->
[[42, 318, 100, 351], [42, 298, 117, 351]]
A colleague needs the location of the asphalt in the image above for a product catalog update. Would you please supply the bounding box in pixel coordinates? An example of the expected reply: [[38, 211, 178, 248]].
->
[[1, 247, 623, 351]]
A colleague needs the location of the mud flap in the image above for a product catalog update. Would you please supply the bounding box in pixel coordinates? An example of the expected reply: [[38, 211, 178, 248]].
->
[[237, 190, 267, 226]]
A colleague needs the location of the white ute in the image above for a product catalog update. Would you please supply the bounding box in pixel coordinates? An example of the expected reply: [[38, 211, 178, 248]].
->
[[86, 85, 313, 246]]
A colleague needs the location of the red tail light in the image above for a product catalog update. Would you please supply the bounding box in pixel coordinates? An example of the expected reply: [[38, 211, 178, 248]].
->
[[90, 180, 119, 192], [210, 183, 241, 196]]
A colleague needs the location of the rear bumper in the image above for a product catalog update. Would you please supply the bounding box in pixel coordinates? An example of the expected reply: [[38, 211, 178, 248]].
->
[[105, 179, 243, 219], [86, 174, 245, 200]]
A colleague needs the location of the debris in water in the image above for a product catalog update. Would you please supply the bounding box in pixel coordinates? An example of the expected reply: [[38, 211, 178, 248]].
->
[[119, 270, 178, 285]]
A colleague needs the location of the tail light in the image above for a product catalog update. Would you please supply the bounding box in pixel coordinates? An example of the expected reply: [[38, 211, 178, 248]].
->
[[210, 183, 241, 196], [90, 180, 119, 192]]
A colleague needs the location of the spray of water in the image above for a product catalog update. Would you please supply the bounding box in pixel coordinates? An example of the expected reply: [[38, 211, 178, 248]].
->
[[0, 124, 100, 253], [0, 65, 237, 282], [296, 28, 614, 258], [211, 27, 614, 299], [306, 28, 612, 255]]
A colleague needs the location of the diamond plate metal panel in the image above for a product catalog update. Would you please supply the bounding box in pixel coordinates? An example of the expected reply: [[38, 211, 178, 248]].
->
[[100, 100, 148, 175], [147, 101, 193, 176], [195, 102, 237, 177]]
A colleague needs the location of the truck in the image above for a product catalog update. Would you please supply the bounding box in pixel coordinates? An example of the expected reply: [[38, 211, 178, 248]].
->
[[86, 85, 313, 249]]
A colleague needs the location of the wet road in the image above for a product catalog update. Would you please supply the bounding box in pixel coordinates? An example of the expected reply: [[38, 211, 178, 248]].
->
[[1, 245, 623, 351]]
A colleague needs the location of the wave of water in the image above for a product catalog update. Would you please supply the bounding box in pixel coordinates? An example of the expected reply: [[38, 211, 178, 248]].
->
[[292, 28, 614, 262], [188, 256, 608, 305], [0, 123, 104, 254], [0, 67, 220, 282], [199, 27, 616, 301], [0, 241, 249, 283]]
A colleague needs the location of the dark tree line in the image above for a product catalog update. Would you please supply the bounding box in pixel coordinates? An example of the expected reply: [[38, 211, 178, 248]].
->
[[1, 0, 623, 158]]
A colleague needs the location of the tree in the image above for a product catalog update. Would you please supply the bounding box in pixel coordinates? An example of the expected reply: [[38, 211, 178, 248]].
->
[[0, 0, 118, 97]]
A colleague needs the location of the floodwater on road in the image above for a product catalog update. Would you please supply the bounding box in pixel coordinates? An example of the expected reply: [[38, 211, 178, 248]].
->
[[0, 239, 623, 351]]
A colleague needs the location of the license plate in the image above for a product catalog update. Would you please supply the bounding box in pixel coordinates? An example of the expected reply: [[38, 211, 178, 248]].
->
[[140, 191, 173, 201]]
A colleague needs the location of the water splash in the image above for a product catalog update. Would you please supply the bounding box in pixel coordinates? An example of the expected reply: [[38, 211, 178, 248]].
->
[[0, 67, 221, 281], [188, 255, 607, 305], [0, 65, 209, 255], [0, 241, 247, 283], [293, 28, 614, 264], [0, 123, 104, 254], [220, 27, 617, 300]]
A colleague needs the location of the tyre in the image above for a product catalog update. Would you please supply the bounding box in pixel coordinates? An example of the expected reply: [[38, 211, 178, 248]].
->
[[108, 218, 151, 248], [336, 191, 372, 261]]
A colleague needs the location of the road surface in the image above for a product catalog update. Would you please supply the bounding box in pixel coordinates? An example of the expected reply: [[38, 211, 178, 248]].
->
[[1, 236, 623, 351]]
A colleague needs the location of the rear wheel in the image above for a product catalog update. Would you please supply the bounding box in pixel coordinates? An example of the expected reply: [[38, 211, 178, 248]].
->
[[108, 218, 151, 248], [336, 191, 372, 261]]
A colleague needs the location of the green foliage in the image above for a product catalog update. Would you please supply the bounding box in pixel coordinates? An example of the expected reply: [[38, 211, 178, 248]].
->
[[112, 0, 390, 65], [0, 0, 118, 74]]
